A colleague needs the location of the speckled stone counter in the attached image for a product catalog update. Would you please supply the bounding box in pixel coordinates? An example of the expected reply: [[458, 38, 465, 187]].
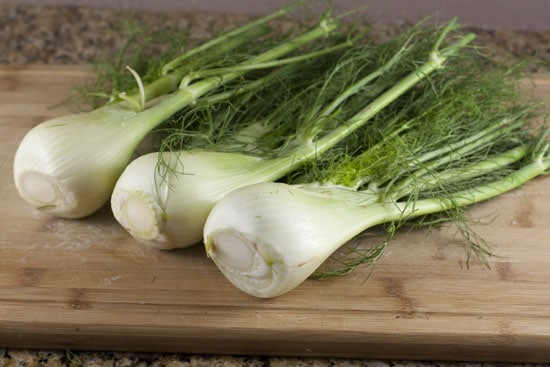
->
[[1, 4, 548, 67], [3, 348, 547, 367], [1, 4, 549, 367]]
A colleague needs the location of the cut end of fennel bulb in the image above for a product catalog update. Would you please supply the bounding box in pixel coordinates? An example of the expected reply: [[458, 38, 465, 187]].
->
[[111, 189, 173, 248], [15, 170, 79, 218], [203, 182, 375, 298], [205, 228, 279, 298], [18, 171, 58, 204]]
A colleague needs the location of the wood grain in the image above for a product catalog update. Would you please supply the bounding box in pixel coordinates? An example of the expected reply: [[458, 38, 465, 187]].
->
[[1, 65, 549, 362]]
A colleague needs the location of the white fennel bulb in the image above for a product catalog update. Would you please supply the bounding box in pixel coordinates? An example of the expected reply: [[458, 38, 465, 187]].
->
[[111, 150, 290, 249], [13, 104, 158, 218], [203, 182, 385, 298]]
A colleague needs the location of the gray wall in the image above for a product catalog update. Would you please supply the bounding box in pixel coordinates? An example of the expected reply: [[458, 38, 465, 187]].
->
[[2, 0, 550, 30]]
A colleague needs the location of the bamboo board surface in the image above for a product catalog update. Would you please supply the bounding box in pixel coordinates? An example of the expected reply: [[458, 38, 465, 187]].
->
[[0, 65, 549, 362]]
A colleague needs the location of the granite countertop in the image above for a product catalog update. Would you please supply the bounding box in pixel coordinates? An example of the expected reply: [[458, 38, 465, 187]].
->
[[0, 349, 500, 367], [1, 4, 549, 367], [1, 4, 548, 67]]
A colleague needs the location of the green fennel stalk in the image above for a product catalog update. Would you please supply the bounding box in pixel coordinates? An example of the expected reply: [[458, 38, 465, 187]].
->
[[75, 2, 307, 109]]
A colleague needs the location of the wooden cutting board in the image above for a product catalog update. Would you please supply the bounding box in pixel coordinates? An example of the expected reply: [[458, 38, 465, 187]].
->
[[1, 65, 549, 362]]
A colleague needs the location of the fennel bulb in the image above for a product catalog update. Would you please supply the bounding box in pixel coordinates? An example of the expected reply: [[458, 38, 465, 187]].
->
[[13, 104, 159, 218], [111, 150, 289, 248], [13, 86, 206, 218], [204, 183, 379, 298]]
